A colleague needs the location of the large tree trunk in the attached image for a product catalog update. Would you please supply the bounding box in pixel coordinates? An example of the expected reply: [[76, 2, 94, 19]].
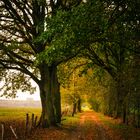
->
[[39, 87, 56, 127], [49, 65, 61, 124], [38, 63, 61, 127]]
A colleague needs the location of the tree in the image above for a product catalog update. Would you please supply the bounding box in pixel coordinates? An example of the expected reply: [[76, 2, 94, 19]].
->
[[59, 57, 88, 116], [48, 0, 140, 122], [1, 0, 139, 127], [0, 0, 83, 127], [83, 0, 140, 119]]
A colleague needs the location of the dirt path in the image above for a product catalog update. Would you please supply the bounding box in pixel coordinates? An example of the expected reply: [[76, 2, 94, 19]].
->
[[68, 111, 111, 140], [28, 111, 122, 140]]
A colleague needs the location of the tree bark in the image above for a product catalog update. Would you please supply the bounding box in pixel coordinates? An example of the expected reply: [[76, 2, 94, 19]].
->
[[77, 97, 81, 112], [39, 84, 56, 127], [114, 84, 121, 118], [122, 104, 126, 124], [72, 102, 77, 117], [38, 63, 61, 127], [137, 101, 140, 127], [49, 65, 61, 123], [114, 73, 123, 118], [39, 89, 56, 127]]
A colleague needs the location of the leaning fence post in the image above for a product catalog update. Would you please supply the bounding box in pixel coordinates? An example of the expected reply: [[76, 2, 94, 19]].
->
[[10, 125, 18, 139], [1, 123, 4, 140], [25, 113, 29, 137]]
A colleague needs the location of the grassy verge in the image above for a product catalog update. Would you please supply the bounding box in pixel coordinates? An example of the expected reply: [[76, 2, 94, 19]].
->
[[97, 113, 140, 140], [61, 113, 81, 129], [0, 107, 41, 139]]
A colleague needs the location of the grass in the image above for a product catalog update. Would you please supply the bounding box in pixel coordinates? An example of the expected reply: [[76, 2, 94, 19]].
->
[[0, 107, 41, 140], [1, 108, 140, 140], [0, 107, 41, 121], [62, 113, 80, 127], [97, 113, 140, 140]]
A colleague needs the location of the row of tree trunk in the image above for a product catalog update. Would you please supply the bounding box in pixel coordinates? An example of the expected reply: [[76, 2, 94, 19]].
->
[[105, 54, 140, 127]]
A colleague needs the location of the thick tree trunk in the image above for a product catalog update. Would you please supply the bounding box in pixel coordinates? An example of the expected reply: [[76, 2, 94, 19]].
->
[[49, 65, 61, 123], [38, 63, 61, 127], [39, 88, 56, 127]]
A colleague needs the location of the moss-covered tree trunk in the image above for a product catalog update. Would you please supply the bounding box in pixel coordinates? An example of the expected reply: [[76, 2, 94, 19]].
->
[[50, 65, 61, 123], [38, 63, 61, 127], [39, 87, 56, 127]]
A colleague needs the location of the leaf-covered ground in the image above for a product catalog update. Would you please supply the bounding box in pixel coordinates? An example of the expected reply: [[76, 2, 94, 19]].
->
[[1, 109, 140, 140], [27, 111, 140, 140]]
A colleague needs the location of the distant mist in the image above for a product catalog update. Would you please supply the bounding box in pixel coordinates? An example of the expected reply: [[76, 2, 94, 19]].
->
[[0, 99, 41, 108]]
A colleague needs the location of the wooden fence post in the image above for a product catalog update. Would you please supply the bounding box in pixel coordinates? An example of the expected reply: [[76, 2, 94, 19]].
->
[[31, 114, 34, 128], [10, 125, 18, 139], [25, 113, 29, 137], [25, 113, 38, 138], [1, 123, 4, 140]]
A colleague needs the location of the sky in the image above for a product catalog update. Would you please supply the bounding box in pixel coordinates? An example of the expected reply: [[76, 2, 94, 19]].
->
[[16, 91, 40, 101], [17, 80, 40, 100], [0, 89, 40, 101]]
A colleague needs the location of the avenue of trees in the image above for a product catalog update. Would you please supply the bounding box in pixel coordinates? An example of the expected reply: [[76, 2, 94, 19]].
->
[[0, 0, 140, 127], [0, 0, 79, 127]]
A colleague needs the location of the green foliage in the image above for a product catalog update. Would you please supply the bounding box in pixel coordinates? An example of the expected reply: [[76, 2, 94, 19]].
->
[[1, 0, 140, 128], [58, 57, 88, 87], [88, 98, 100, 112], [0, 70, 36, 98], [36, 0, 108, 65], [62, 113, 80, 126], [0, 42, 37, 97], [48, 0, 140, 127]]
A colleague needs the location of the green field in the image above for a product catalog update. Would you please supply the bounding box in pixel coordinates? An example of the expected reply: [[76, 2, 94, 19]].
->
[[0, 108, 40, 139], [0, 107, 41, 121]]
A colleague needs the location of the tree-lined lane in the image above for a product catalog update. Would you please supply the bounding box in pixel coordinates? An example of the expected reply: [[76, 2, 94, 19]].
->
[[28, 111, 124, 140]]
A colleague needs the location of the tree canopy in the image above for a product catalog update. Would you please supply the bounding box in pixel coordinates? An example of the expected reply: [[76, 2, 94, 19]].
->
[[0, 0, 140, 127]]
